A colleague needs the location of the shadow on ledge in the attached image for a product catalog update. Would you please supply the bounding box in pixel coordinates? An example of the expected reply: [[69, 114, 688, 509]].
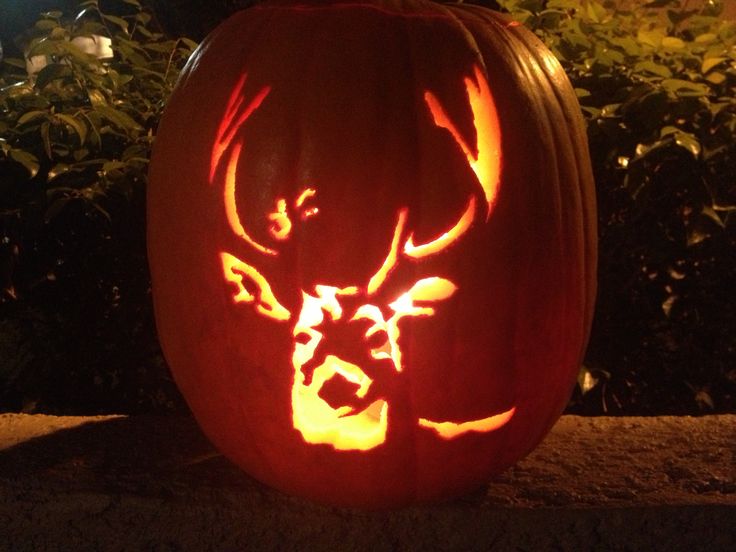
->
[[0, 413, 734, 551]]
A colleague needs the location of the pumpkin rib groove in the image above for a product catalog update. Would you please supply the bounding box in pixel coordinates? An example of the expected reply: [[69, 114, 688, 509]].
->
[[490, 12, 586, 444], [500, 9, 597, 371], [436, 4, 595, 465]]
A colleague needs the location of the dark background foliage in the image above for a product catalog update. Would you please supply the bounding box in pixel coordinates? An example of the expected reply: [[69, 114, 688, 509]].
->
[[0, 0, 734, 415]]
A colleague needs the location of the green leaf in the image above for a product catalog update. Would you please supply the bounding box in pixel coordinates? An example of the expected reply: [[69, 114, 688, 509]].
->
[[55, 113, 88, 144], [638, 28, 665, 48], [17, 110, 48, 126], [706, 72, 726, 84], [577, 365, 599, 394], [3, 57, 27, 69], [687, 226, 709, 246], [702, 205, 725, 228], [95, 105, 143, 132], [661, 78, 711, 97], [102, 14, 129, 35], [644, 0, 676, 7], [9, 149, 40, 178], [702, 57, 726, 74], [673, 130, 701, 157], [695, 33, 717, 43], [57, 41, 99, 66], [87, 89, 108, 107], [35, 19, 59, 32], [48, 163, 72, 180], [661, 36, 686, 50], [102, 161, 127, 173], [44, 197, 72, 223], [600, 103, 621, 117], [74, 148, 91, 162], [547, 0, 581, 9], [634, 60, 673, 78], [135, 11, 152, 25], [609, 36, 640, 57], [41, 121, 52, 158], [584, 0, 607, 23], [28, 38, 62, 57], [181, 38, 199, 50], [144, 43, 177, 54], [35, 63, 72, 89], [667, 9, 698, 27]]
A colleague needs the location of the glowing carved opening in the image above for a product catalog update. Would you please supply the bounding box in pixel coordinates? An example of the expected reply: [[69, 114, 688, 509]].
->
[[404, 197, 476, 259], [418, 406, 516, 439], [295, 188, 319, 220], [224, 143, 278, 256], [352, 277, 458, 373], [210, 73, 270, 184], [424, 65, 501, 220], [292, 287, 388, 450], [220, 252, 291, 321], [268, 198, 292, 240], [292, 355, 388, 451], [215, 66, 513, 452], [368, 209, 407, 294]]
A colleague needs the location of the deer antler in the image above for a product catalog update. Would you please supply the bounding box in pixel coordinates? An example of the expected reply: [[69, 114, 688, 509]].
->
[[404, 65, 502, 259], [210, 73, 270, 185]]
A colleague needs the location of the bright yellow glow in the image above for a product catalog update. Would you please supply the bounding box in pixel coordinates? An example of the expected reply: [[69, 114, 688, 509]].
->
[[295, 188, 319, 220], [292, 355, 389, 451], [295, 188, 316, 208], [210, 74, 270, 184], [368, 209, 407, 294], [404, 276, 458, 302], [403, 196, 475, 259], [424, 65, 501, 220], [215, 66, 512, 451], [220, 252, 291, 321], [268, 198, 292, 240], [291, 288, 388, 450], [418, 406, 515, 439], [352, 277, 458, 373], [224, 143, 278, 256]]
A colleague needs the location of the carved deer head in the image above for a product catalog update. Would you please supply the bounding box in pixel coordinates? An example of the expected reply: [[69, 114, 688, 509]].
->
[[209, 66, 515, 451]]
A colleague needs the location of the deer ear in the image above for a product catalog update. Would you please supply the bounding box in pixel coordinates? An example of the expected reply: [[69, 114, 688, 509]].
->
[[220, 252, 291, 321], [406, 277, 458, 302]]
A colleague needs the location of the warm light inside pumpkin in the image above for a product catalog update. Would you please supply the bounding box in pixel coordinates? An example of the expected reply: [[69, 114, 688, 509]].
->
[[210, 73, 270, 184], [367, 209, 407, 294], [268, 198, 292, 240], [292, 354, 389, 451], [423, 65, 501, 220], [418, 407, 516, 439], [224, 143, 278, 256], [404, 197, 476, 258], [212, 65, 513, 452], [221, 252, 290, 321], [291, 285, 389, 449]]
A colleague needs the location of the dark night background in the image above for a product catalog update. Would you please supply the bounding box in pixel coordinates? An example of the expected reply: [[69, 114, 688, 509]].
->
[[1, 0, 734, 416]]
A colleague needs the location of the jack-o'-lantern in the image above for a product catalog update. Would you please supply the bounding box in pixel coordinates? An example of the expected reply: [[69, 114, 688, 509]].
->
[[147, 0, 597, 508]]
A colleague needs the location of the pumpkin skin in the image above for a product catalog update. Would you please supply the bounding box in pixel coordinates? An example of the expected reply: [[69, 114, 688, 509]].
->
[[147, 0, 597, 509]]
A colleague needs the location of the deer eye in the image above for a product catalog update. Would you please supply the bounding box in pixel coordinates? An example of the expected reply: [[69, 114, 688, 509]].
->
[[295, 188, 319, 221]]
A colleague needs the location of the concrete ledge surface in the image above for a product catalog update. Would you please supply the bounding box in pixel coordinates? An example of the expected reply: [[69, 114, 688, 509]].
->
[[0, 414, 733, 551]]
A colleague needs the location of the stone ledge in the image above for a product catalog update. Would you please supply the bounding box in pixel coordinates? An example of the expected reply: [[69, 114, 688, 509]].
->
[[0, 414, 733, 551]]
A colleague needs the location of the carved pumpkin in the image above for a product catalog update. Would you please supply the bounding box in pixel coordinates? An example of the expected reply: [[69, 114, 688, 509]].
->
[[148, 0, 597, 508]]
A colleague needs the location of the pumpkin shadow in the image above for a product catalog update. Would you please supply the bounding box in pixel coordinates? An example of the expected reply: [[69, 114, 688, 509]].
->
[[0, 415, 273, 498], [0, 413, 496, 511]]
